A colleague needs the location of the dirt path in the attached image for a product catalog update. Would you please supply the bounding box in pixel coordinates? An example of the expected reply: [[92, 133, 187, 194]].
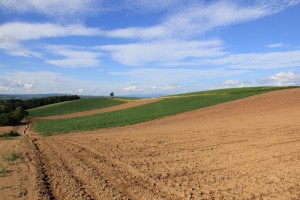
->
[[34, 98, 159, 121], [30, 88, 300, 199]]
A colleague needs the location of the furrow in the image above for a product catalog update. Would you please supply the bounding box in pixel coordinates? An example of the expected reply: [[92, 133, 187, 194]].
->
[[43, 139, 130, 200], [32, 139, 56, 200], [38, 139, 95, 200], [61, 139, 183, 200]]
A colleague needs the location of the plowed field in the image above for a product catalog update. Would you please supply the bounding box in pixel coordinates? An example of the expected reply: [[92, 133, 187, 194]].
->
[[1, 88, 299, 199], [30, 88, 300, 199]]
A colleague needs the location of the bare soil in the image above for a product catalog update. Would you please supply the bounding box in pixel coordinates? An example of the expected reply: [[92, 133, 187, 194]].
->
[[0, 126, 15, 134], [0, 136, 40, 200], [1, 88, 299, 199]]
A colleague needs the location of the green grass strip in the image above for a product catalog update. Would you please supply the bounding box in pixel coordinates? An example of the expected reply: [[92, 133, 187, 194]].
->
[[34, 86, 297, 136], [28, 98, 125, 118]]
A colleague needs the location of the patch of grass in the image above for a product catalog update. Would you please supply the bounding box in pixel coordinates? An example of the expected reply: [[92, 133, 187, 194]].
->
[[28, 98, 126, 118], [3, 151, 22, 163], [0, 131, 19, 140], [0, 166, 9, 177], [34, 87, 295, 135]]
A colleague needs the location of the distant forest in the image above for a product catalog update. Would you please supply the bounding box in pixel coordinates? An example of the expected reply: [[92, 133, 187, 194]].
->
[[0, 95, 80, 126]]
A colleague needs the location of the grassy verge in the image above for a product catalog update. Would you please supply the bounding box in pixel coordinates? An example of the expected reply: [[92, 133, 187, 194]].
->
[[28, 98, 126, 118], [34, 86, 296, 135]]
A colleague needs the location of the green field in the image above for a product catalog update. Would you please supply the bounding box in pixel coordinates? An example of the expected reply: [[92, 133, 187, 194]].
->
[[168, 86, 295, 97], [34, 86, 296, 135], [28, 98, 125, 118]]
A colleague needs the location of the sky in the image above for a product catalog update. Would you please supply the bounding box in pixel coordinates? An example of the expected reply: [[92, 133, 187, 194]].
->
[[0, 0, 300, 96]]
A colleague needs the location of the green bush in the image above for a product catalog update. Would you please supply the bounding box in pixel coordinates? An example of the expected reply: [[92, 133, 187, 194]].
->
[[0, 106, 27, 126]]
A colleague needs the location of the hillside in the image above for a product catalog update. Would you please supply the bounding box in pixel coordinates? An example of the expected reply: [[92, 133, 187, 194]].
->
[[28, 98, 125, 118], [34, 86, 296, 135]]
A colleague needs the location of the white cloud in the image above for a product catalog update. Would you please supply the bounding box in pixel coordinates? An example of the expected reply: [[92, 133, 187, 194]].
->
[[0, 71, 93, 94], [120, 0, 183, 13], [98, 39, 225, 66], [112, 68, 250, 84], [267, 43, 286, 48], [1, 71, 171, 95], [45, 46, 101, 68], [218, 79, 252, 89], [0, 22, 101, 41], [0, 78, 36, 92], [97, 39, 300, 69], [105, 1, 300, 39], [148, 84, 181, 90], [122, 84, 181, 94], [122, 86, 143, 92], [0, 22, 102, 58], [258, 71, 300, 86], [77, 89, 85, 94], [0, 0, 99, 19], [201, 50, 300, 69], [0, 37, 41, 57]]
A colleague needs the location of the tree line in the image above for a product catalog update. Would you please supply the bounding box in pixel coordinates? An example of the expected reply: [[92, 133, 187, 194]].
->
[[0, 95, 80, 126]]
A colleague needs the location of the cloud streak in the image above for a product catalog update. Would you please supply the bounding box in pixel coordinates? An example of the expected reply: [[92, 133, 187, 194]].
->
[[45, 46, 101, 68], [267, 43, 287, 48], [0, 0, 99, 20], [98, 39, 225, 66], [0, 22, 101, 41], [111, 68, 250, 84], [104, 1, 300, 39], [204, 50, 300, 69], [0, 22, 101, 58]]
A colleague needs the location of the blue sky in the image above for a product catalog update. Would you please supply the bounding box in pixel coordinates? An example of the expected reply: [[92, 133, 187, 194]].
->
[[0, 0, 300, 96]]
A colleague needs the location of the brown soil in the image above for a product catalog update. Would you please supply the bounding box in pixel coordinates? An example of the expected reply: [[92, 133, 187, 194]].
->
[[0, 126, 15, 134], [34, 98, 159, 121], [0, 136, 40, 200], [1, 88, 299, 199]]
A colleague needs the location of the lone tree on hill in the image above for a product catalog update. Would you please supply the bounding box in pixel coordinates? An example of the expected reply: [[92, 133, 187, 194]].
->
[[110, 92, 114, 98]]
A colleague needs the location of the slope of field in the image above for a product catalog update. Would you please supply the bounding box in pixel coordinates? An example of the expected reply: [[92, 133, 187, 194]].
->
[[28, 98, 125, 118], [32, 88, 300, 199], [169, 86, 296, 97], [34, 86, 296, 135], [34, 98, 159, 121]]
